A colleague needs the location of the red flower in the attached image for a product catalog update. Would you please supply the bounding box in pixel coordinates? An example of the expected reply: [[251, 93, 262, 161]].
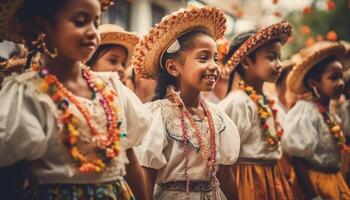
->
[[272, 0, 278, 4], [262, 123, 269, 130], [300, 25, 311, 35], [303, 6, 312, 14], [327, 0, 336, 11]]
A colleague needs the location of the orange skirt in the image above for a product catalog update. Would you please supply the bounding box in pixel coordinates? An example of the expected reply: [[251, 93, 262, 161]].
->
[[233, 162, 294, 200], [309, 169, 350, 200]]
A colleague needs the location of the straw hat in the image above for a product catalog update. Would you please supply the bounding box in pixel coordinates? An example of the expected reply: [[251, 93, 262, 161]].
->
[[131, 6, 227, 79], [288, 41, 346, 94], [98, 24, 140, 64], [0, 0, 115, 44], [226, 21, 293, 72]]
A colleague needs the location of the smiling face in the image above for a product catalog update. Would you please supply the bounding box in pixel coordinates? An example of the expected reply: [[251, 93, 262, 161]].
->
[[245, 41, 283, 82], [93, 45, 128, 81], [171, 34, 220, 93], [44, 0, 101, 62]]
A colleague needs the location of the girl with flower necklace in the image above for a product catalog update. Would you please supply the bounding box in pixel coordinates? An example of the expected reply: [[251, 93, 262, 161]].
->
[[0, 0, 151, 199], [282, 41, 350, 200], [132, 6, 240, 200], [219, 21, 294, 200]]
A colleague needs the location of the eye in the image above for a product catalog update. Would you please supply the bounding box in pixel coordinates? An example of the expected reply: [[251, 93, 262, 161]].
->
[[73, 17, 87, 27], [108, 58, 117, 65], [214, 55, 219, 64], [267, 54, 277, 61], [94, 19, 100, 28], [198, 55, 208, 63]]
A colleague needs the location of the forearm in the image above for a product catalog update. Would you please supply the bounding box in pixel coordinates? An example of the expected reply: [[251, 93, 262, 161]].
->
[[292, 157, 318, 199], [217, 164, 239, 200], [142, 166, 158, 200], [124, 149, 147, 200]]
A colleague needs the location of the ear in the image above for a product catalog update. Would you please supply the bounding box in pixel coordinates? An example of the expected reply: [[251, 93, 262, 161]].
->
[[307, 78, 318, 89], [240, 56, 254, 70], [165, 59, 180, 77]]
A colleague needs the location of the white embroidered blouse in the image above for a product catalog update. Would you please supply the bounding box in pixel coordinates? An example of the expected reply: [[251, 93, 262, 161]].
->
[[0, 70, 152, 184], [137, 99, 240, 184], [282, 100, 341, 168], [219, 90, 282, 160]]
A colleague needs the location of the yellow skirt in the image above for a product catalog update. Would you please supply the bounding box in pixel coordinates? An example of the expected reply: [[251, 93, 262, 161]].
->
[[309, 169, 350, 200], [233, 162, 294, 200]]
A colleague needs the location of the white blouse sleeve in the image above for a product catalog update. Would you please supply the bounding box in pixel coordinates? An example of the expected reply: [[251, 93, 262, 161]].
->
[[219, 91, 253, 141], [109, 73, 152, 150], [281, 100, 318, 159], [215, 107, 240, 165], [138, 102, 168, 169], [0, 77, 55, 167]]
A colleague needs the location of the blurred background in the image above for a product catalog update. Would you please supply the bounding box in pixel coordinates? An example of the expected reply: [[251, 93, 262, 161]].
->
[[1, 0, 349, 60]]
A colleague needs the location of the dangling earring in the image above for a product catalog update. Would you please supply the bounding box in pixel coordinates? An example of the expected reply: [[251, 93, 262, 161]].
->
[[312, 86, 321, 99], [32, 33, 58, 58]]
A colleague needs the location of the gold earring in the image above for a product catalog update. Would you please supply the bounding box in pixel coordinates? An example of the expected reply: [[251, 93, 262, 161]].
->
[[32, 33, 58, 58]]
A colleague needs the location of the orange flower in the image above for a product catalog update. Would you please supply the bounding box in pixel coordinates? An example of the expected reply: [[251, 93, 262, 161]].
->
[[272, 0, 278, 4], [327, 0, 336, 11], [299, 25, 311, 35], [303, 6, 312, 14], [273, 11, 282, 17], [306, 37, 315, 47], [327, 31, 337, 41]]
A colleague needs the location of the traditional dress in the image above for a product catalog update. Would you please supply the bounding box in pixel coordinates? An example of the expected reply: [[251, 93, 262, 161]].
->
[[137, 99, 240, 200], [282, 100, 350, 200], [220, 90, 293, 200], [0, 70, 151, 199]]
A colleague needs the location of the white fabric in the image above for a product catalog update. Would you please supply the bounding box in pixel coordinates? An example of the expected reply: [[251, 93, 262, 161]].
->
[[137, 99, 240, 184], [339, 101, 350, 136], [282, 100, 341, 168], [0, 70, 151, 184], [219, 90, 282, 160], [275, 99, 288, 130]]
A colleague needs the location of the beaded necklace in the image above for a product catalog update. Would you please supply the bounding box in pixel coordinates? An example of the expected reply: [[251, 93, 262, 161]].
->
[[168, 89, 218, 200], [315, 101, 350, 153], [34, 65, 125, 173], [239, 80, 283, 147]]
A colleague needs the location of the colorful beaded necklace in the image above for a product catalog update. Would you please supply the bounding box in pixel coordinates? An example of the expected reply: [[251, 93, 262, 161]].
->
[[168, 88, 218, 200], [239, 80, 283, 147], [315, 101, 350, 153], [33, 64, 125, 173]]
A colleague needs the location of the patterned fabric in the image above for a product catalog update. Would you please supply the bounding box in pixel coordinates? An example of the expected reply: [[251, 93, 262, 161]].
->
[[159, 181, 212, 192], [160, 101, 226, 150], [24, 179, 135, 200]]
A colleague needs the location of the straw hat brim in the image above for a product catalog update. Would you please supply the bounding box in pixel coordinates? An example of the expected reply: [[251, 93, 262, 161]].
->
[[226, 21, 293, 72], [0, 0, 114, 44], [99, 31, 140, 64], [131, 6, 227, 79], [288, 42, 346, 94]]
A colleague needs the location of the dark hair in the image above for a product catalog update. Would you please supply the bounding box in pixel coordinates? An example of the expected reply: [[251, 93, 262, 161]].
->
[[303, 55, 337, 90], [153, 29, 209, 101], [275, 64, 293, 88], [15, 0, 69, 68], [86, 44, 128, 68], [224, 30, 257, 94]]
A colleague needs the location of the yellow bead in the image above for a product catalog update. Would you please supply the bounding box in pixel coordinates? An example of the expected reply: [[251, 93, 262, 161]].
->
[[331, 125, 341, 134], [95, 79, 105, 90], [39, 81, 49, 93]]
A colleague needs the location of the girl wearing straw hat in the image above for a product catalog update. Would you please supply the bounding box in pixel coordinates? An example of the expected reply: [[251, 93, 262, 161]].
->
[[87, 24, 139, 84], [282, 41, 350, 200], [132, 5, 240, 200], [219, 21, 294, 200], [0, 0, 152, 199]]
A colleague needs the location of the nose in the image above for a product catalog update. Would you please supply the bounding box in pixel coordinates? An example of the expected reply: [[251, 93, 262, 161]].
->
[[276, 59, 282, 71], [338, 79, 345, 90], [86, 24, 99, 41]]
